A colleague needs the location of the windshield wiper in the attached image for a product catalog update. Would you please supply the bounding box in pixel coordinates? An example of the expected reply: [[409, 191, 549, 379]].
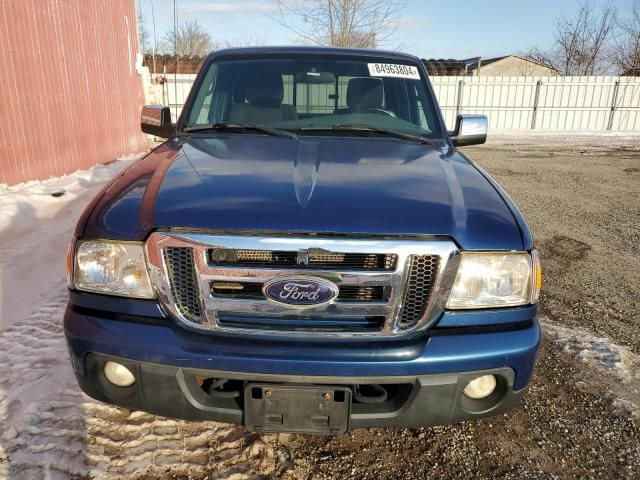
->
[[183, 122, 297, 139], [299, 124, 434, 144]]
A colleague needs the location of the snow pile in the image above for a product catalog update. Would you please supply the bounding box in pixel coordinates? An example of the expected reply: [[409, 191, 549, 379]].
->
[[0, 155, 138, 236]]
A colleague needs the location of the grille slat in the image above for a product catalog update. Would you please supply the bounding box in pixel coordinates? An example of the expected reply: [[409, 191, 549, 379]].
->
[[211, 282, 264, 299], [209, 249, 397, 271], [211, 281, 387, 303], [163, 247, 202, 323], [337, 285, 386, 302], [397, 255, 440, 327], [217, 314, 385, 332]]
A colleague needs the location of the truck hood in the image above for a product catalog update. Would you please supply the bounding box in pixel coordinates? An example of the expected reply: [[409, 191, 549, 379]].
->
[[81, 135, 524, 250]]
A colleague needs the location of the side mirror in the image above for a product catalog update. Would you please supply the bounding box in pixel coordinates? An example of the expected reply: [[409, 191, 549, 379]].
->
[[141, 105, 174, 138], [450, 115, 488, 147]]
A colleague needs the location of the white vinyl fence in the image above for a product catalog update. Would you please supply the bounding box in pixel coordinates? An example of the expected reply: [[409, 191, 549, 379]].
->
[[433, 76, 640, 131], [162, 75, 640, 132]]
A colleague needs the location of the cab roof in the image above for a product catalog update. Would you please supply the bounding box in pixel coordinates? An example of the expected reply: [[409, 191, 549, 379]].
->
[[207, 45, 421, 62]]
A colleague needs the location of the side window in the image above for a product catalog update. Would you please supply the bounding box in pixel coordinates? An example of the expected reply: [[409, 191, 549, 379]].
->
[[413, 84, 432, 132], [295, 81, 337, 115], [378, 79, 432, 132], [337, 76, 351, 108], [282, 74, 294, 106], [188, 65, 218, 125]]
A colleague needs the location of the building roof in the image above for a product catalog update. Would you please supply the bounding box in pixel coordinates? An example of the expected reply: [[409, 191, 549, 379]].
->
[[421, 57, 480, 76], [479, 55, 557, 72], [422, 55, 557, 76]]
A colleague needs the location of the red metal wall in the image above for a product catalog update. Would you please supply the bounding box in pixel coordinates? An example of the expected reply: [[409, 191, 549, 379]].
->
[[0, 0, 147, 185]]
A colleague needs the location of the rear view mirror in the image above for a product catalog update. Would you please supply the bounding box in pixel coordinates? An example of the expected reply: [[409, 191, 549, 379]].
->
[[141, 105, 174, 138], [450, 115, 488, 147], [295, 71, 336, 84]]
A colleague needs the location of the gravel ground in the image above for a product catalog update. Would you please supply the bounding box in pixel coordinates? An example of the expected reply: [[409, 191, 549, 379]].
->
[[1, 134, 638, 479]]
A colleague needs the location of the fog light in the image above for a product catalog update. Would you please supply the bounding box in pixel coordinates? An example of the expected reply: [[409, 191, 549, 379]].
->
[[104, 361, 136, 387], [463, 375, 496, 399]]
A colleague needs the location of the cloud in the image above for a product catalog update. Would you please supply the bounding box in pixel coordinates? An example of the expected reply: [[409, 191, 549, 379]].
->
[[391, 15, 430, 30], [181, 1, 277, 15]]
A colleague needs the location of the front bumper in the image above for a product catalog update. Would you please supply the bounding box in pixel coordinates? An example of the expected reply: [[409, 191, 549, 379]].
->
[[64, 298, 540, 430], [77, 352, 527, 429]]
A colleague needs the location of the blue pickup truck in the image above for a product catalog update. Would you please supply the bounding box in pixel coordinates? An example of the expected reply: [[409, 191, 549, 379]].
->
[[64, 46, 541, 434]]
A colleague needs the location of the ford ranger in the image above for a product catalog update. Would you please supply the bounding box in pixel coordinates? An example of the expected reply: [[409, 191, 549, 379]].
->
[[64, 47, 541, 434]]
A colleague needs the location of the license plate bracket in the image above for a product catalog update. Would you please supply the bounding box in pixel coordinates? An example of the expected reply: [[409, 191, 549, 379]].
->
[[244, 384, 351, 434]]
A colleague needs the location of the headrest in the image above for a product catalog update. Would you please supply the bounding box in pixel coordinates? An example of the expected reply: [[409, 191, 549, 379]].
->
[[246, 72, 284, 107], [347, 77, 384, 110]]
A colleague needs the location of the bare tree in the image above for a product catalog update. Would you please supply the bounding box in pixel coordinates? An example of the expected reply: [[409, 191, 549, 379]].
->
[[136, 6, 150, 54], [161, 20, 213, 57], [218, 34, 266, 49], [613, 0, 640, 75], [271, 0, 407, 48], [526, 0, 616, 75]]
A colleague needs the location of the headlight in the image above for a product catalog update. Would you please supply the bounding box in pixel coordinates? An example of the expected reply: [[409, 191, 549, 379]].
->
[[447, 251, 540, 309], [74, 241, 154, 299]]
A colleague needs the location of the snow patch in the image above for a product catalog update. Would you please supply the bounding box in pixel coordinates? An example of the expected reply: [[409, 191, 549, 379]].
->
[[542, 319, 639, 382], [542, 318, 640, 416]]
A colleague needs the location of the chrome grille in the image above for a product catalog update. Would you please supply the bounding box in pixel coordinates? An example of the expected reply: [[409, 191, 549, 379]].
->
[[146, 233, 458, 338], [210, 248, 397, 271], [163, 247, 202, 322], [397, 255, 440, 327]]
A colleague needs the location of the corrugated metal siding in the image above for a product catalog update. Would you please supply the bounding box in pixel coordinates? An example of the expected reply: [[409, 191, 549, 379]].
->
[[0, 0, 146, 185]]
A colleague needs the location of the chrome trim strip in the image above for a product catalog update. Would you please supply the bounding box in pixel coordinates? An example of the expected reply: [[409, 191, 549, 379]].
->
[[146, 232, 459, 338]]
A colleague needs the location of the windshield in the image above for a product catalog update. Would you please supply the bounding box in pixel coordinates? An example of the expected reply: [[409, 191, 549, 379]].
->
[[184, 54, 444, 140]]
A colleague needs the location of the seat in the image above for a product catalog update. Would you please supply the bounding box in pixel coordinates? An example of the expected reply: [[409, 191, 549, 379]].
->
[[229, 72, 298, 123], [335, 77, 384, 115]]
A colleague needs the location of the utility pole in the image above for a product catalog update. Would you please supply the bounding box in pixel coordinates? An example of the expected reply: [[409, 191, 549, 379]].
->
[[150, 0, 157, 75], [173, 0, 178, 116]]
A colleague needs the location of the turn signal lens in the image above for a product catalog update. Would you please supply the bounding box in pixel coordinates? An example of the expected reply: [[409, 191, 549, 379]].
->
[[463, 375, 497, 399], [66, 238, 76, 288], [531, 249, 542, 303]]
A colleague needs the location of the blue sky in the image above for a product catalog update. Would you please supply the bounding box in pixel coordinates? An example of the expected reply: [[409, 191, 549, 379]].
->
[[138, 0, 634, 59]]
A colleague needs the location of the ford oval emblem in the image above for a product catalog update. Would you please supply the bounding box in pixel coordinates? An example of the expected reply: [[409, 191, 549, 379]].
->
[[263, 276, 339, 308]]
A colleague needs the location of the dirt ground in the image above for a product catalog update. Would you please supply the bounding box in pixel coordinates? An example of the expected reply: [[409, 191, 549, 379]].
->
[[1, 134, 638, 480]]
